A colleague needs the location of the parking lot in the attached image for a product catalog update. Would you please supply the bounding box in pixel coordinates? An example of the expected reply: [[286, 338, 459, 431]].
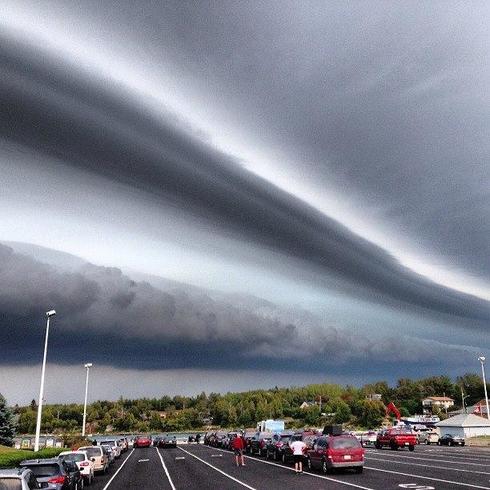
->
[[88, 443, 490, 489]]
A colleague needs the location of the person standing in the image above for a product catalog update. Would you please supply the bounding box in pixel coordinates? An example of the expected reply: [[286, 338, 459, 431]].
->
[[232, 434, 246, 467], [289, 438, 307, 474]]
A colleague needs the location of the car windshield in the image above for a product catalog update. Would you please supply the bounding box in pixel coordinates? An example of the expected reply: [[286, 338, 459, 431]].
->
[[25, 464, 59, 477], [60, 454, 85, 462], [0, 479, 23, 490], [331, 438, 361, 449]]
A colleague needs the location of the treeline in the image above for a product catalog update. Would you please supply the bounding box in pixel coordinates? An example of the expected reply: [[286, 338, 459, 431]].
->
[[11, 373, 486, 434]]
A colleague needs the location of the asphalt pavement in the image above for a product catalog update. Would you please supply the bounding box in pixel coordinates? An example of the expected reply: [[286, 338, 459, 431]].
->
[[87, 443, 490, 489]]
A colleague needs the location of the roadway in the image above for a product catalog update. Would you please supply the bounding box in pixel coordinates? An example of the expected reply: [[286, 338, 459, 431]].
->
[[89, 443, 490, 489]]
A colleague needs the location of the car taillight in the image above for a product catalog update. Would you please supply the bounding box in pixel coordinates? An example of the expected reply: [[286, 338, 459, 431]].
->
[[80, 461, 90, 466], [48, 476, 66, 484]]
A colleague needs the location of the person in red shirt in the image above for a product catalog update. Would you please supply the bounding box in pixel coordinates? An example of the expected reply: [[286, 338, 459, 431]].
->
[[231, 434, 246, 467]]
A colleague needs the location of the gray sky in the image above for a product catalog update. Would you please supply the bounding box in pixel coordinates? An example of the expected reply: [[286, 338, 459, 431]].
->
[[0, 1, 489, 403]]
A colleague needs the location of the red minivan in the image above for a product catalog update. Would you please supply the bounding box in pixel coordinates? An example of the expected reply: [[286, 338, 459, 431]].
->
[[306, 435, 364, 474]]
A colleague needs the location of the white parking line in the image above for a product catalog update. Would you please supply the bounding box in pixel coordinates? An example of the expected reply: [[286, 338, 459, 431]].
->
[[156, 448, 177, 490], [102, 449, 134, 490], [199, 445, 375, 490], [178, 446, 257, 489], [367, 452, 490, 467], [364, 466, 490, 489], [367, 455, 490, 475]]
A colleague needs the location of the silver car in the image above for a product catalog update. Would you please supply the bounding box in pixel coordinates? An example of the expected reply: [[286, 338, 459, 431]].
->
[[0, 468, 40, 489]]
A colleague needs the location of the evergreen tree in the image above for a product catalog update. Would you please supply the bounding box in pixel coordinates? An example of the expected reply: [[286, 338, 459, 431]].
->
[[0, 394, 15, 446]]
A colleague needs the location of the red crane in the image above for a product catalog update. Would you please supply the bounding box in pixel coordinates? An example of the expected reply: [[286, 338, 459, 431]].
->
[[386, 402, 401, 421]]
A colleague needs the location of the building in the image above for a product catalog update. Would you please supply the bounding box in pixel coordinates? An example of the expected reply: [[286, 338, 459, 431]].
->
[[299, 401, 317, 409], [422, 396, 455, 413], [435, 413, 490, 438]]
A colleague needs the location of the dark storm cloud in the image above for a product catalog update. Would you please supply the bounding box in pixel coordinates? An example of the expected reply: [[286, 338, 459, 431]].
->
[[0, 244, 474, 371], [1, 32, 490, 325]]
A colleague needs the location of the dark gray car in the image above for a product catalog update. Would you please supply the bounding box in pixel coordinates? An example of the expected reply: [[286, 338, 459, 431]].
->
[[19, 459, 82, 490]]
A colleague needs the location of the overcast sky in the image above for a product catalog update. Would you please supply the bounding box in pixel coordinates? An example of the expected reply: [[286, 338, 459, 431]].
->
[[1, 1, 489, 404]]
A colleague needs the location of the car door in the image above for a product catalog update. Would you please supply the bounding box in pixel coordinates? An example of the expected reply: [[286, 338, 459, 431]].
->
[[311, 437, 326, 468]]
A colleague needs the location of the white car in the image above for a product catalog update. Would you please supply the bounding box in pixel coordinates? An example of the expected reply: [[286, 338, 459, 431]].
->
[[78, 446, 109, 474], [0, 468, 40, 489], [59, 450, 95, 485], [100, 439, 122, 458]]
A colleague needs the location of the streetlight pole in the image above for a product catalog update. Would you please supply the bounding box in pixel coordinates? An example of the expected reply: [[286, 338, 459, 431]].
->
[[82, 363, 92, 437], [461, 387, 469, 414], [478, 356, 490, 420], [34, 310, 56, 452]]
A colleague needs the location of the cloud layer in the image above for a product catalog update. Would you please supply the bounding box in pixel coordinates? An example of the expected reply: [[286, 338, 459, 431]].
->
[[0, 244, 478, 378], [1, 31, 490, 325]]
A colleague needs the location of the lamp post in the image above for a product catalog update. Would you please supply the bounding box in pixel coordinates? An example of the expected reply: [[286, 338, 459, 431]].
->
[[461, 387, 470, 414], [478, 356, 490, 420], [34, 309, 56, 452], [82, 363, 92, 437]]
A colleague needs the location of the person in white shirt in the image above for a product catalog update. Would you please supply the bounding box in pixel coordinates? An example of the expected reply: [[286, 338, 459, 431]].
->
[[289, 439, 307, 474]]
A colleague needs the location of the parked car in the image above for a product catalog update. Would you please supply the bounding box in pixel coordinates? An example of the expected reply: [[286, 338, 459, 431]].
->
[[306, 434, 365, 474], [360, 431, 378, 447], [203, 431, 215, 446], [133, 436, 152, 448], [101, 445, 116, 466], [375, 427, 417, 451], [20, 458, 83, 490], [249, 432, 273, 456], [78, 446, 108, 474], [59, 450, 95, 485], [243, 430, 256, 453], [158, 436, 177, 448], [212, 431, 228, 448], [117, 437, 128, 452], [274, 430, 319, 465], [265, 432, 294, 461], [0, 468, 40, 489], [417, 431, 439, 445], [98, 440, 121, 459], [438, 434, 465, 446]]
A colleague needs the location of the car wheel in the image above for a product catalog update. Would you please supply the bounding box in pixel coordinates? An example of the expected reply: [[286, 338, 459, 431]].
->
[[306, 457, 312, 470], [408, 445, 415, 452], [265, 449, 270, 459], [449, 441, 453, 446], [390, 441, 398, 450], [461, 442, 465, 446], [375, 442, 382, 450], [322, 459, 330, 475], [426, 440, 430, 445], [274, 451, 279, 461], [282, 453, 286, 464], [437, 441, 441, 446]]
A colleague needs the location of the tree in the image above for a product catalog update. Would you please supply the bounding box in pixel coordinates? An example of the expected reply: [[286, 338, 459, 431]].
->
[[357, 400, 386, 428], [0, 394, 15, 446]]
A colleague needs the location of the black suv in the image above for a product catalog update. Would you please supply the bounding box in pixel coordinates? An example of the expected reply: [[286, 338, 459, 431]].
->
[[20, 458, 83, 490], [249, 432, 273, 456], [265, 432, 294, 461]]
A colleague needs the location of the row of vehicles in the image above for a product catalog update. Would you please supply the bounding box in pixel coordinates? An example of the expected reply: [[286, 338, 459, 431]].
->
[[205, 428, 365, 474], [0, 437, 130, 489], [354, 428, 465, 448]]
